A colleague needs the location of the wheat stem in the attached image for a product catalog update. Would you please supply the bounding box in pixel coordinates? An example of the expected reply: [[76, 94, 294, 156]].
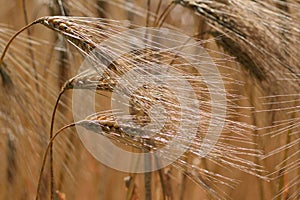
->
[[146, 0, 151, 27], [0, 18, 42, 69], [157, 168, 167, 200], [154, 1, 174, 27], [153, 0, 162, 25], [144, 140, 152, 200], [144, 170, 152, 200], [125, 174, 137, 200], [157, 3, 175, 28], [179, 173, 186, 200], [22, 0, 37, 82], [35, 123, 76, 200], [49, 88, 65, 200]]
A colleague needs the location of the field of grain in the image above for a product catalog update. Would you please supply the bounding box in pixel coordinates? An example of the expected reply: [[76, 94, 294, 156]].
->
[[0, 0, 299, 200]]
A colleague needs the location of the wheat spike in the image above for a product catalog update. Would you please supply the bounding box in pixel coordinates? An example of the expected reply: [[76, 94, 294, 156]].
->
[[175, 0, 300, 93]]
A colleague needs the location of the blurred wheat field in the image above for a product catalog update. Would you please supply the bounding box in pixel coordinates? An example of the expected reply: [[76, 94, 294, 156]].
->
[[0, 0, 299, 200]]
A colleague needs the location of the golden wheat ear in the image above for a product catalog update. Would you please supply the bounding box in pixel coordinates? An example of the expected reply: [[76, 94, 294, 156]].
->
[[0, 15, 97, 74]]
